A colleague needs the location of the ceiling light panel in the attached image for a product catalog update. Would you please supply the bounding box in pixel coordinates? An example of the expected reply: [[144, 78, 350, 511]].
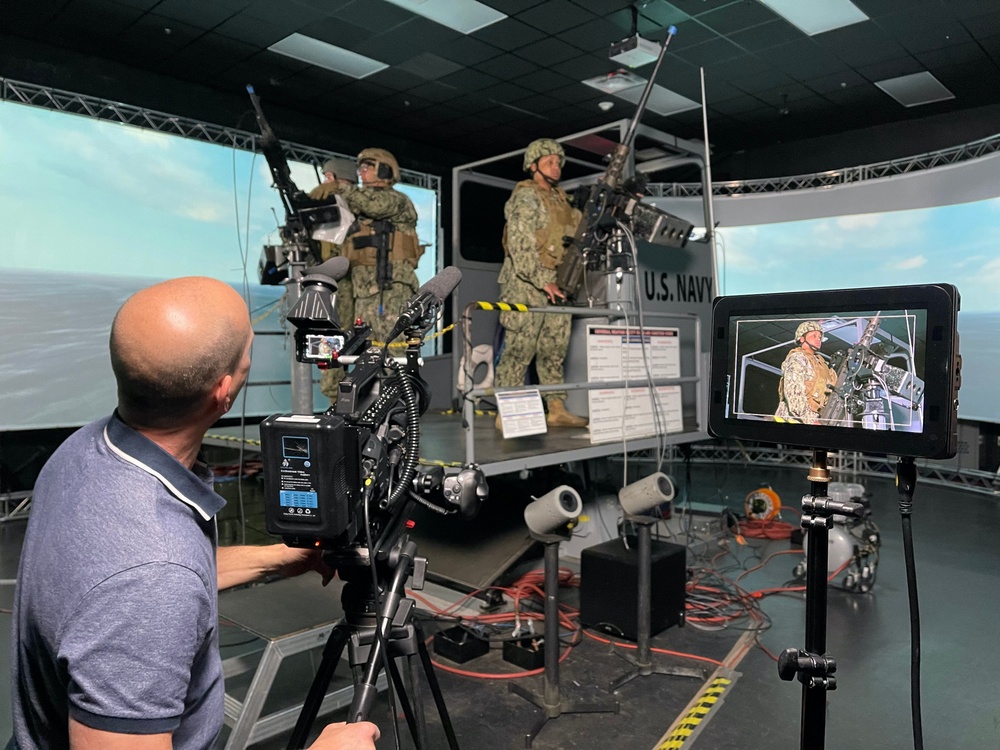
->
[[614, 82, 700, 117], [875, 71, 955, 107], [757, 0, 869, 36], [269, 34, 388, 78], [384, 0, 506, 34]]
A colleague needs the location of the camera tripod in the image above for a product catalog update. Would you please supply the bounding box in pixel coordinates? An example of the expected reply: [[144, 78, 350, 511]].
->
[[777, 449, 867, 750], [286, 537, 460, 750]]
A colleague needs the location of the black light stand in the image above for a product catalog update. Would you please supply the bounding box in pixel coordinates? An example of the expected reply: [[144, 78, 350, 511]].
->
[[609, 515, 703, 690], [286, 538, 460, 750], [509, 529, 620, 748], [777, 449, 868, 750]]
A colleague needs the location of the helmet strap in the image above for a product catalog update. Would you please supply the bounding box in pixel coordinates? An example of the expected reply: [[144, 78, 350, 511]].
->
[[531, 161, 560, 188]]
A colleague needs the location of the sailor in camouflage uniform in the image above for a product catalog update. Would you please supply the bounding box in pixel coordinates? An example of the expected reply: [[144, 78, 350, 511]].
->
[[309, 159, 354, 334], [316, 149, 422, 402], [494, 138, 588, 429], [774, 321, 837, 424]]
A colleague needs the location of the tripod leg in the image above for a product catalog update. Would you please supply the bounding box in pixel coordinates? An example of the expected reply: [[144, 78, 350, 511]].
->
[[287, 623, 351, 750], [385, 653, 422, 747], [414, 622, 461, 750], [402, 652, 430, 749]]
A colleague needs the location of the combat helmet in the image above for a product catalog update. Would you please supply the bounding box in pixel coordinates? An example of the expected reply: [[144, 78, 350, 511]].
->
[[357, 148, 400, 184], [321, 158, 339, 177], [523, 138, 565, 172], [795, 321, 823, 340]]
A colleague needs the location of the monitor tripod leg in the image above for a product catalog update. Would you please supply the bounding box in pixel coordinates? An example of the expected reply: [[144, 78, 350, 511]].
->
[[286, 622, 351, 750]]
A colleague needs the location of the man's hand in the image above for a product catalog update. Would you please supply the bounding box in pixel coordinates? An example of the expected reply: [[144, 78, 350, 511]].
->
[[274, 547, 335, 586], [308, 721, 380, 749], [542, 282, 566, 304]]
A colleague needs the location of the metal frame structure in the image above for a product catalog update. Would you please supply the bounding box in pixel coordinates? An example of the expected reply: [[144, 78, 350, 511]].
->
[[660, 442, 1000, 497], [449, 117, 719, 471], [647, 130, 1000, 198]]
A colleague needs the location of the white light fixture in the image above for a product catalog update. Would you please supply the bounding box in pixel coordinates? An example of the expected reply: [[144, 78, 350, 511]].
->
[[583, 71, 699, 117], [582, 70, 646, 94], [757, 0, 869, 36], [384, 0, 506, 34], [614, 81, 700, 117], [269, 34, 388, 78], [875, 71, 955, 107], [609, 35, 661, 68]]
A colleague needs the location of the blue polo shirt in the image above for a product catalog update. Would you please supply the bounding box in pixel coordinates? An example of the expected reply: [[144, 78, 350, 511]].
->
[[9, 414, 226, 750]]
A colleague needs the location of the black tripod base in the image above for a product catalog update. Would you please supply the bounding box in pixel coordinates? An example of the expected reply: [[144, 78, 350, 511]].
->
[[508, 683, 619, 749], [610, 655, 705, 692]]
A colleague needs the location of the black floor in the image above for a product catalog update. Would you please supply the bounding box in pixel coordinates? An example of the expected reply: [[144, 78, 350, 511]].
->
[[4, 461, 1000, 749]]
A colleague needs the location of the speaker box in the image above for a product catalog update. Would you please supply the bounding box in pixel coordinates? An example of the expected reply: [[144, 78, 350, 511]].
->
[[579, 537, 686, 641]]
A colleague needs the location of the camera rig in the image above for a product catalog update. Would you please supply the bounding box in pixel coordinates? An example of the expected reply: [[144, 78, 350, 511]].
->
[[556, 25, 694, 300], [260, 261, 485, 554]]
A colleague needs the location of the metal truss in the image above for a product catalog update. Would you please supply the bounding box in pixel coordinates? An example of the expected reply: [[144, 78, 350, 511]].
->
[[0, 77, 439, 191], [662, 442, 1000, 497], [647, 132, 1000, 198]]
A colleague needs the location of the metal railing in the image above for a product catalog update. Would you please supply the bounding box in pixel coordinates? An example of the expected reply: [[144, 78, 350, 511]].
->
[[458, 303, 707, 467]]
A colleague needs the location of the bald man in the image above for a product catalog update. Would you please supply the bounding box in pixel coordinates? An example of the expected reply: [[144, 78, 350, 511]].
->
[[7, 278, 379, 750]]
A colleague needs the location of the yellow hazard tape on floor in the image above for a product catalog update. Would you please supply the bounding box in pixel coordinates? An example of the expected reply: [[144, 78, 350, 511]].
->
[[653, 669, 739, 750]]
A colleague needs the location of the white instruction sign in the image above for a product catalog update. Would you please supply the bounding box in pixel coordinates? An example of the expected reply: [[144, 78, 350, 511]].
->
[[496, 388, 547, 439], [586, 325, 683, 443]]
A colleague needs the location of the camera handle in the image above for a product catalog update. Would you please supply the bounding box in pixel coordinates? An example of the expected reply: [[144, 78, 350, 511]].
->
[[777, 449, 868, 750]]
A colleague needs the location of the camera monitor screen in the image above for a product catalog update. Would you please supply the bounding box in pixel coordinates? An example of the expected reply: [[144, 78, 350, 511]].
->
[[708, 284, 960, 459]]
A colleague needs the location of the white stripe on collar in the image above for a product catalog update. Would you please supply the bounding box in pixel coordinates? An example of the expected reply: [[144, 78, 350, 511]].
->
[[103, 423, 213, 522]]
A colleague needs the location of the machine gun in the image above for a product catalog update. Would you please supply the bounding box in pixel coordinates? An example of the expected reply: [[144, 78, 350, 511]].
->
[[556, 25, 694, 299], [820, 315, 925, 427], [246, 85, 348, 269]]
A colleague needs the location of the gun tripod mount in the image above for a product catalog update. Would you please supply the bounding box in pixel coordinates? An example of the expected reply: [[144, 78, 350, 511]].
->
[[777, 449, 869, 750], [286, 537, 459, 750], [509, 528, 620, 748]]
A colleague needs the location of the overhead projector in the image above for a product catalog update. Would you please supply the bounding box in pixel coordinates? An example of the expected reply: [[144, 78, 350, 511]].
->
[[609, 35, 661, 68]]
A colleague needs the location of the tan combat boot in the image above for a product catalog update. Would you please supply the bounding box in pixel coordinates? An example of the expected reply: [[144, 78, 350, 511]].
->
[[546, 399, 588, 428]]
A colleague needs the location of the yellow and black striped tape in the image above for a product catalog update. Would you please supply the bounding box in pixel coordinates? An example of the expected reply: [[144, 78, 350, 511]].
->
[[656, 675, 734, 750], [204, 433, 262, 447], [472, 301, 530, 312]]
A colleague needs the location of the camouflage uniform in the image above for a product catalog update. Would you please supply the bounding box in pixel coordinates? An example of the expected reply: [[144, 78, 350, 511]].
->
[[775, 348, 836, 424], [308, 180, 355, 400], [338, 182, 421, 346], [494, 180, 581, 404]]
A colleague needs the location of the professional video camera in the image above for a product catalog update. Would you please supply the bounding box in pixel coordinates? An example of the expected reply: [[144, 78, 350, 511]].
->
[[556, 25, 695, 300], [260, 260, 485, 552]]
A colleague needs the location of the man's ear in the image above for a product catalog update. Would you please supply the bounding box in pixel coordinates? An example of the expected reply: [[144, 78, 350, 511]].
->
[[212, 373, 235, 413]]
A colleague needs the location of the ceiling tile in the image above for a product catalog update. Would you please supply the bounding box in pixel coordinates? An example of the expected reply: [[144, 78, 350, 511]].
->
[[816, 23, 909, 67], [517, 0, 594, 35], [551, 53, 616, 80], [152, 0, 248, 29], [697, 1, 778, 35], [300, 17, 375, 49], [568, 0, 634, 15], [216, 12, 300, 47], [397, 53, 464, 80], [858, 57, 926, 83], [474, 53, 538, 79], [508, 68, 575, 93], [437, 36, 505, 66], [754, 39, 849, 80], [513, 37, 580, 67], [438, 67, 503, 92], [727, 19, 802, 52], [473, 17, 547, 51], [673, 37, 744, 67], [801, 69, 868, 94], [560, 17, 622, 53], [914, 41, 991, 70], [333, 0, 413, 34]]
